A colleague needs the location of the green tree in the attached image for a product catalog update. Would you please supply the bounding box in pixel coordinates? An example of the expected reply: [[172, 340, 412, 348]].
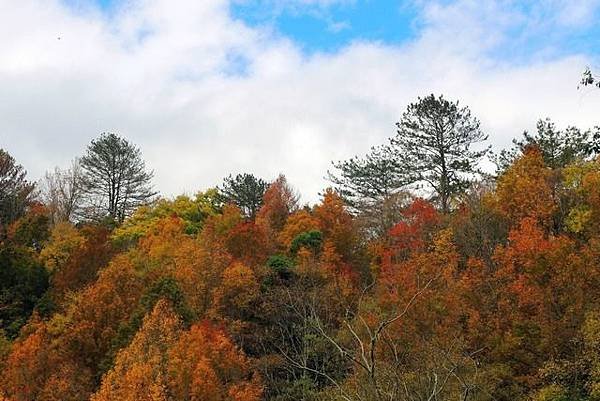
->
[[581, 67, 600, 89], [330, 95, 488, 217], [494, 118, 595, 172], [0, 149, 35, 233], [0, 246, 48, 338], [328, 145, 413, 236], [328, 145, 411, 210], [219, 173, 268, 219], [290, 230, 323, 255], [392, 94, 489, 213], [79, 133, 157, 223]]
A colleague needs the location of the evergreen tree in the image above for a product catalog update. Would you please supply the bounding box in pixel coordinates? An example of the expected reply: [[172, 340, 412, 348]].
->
[[79, 133, 156, 223], [328, 145, 411, 209], [494, 118, 595, 172], [219, 173, 268, 219], [392, 94, 489, 213], [581, 67, 600, 89], [0, 149, 35, 233]]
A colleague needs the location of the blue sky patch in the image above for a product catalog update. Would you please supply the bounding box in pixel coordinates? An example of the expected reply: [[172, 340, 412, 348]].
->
[[230, 0, 420, 53], [66, 0, 600, 63], [96, 0, 115, 9]]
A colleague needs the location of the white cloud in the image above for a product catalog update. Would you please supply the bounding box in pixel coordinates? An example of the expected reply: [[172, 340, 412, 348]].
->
[[547, 0, 600, 27], [1, 0, 599, 204]]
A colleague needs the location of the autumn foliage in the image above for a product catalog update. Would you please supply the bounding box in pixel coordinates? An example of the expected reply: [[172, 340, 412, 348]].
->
[[4, 148, 600, 401]]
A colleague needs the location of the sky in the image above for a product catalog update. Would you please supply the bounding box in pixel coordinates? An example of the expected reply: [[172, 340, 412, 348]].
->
[[1, 0, 600, 203]]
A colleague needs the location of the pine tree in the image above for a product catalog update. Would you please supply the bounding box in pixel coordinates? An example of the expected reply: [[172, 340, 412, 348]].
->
[[79, 133, 156, 223]]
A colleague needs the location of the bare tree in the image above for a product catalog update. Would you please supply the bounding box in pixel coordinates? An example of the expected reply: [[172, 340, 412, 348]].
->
[[278, 274, 485, 401], [39, 160, 83, 224]]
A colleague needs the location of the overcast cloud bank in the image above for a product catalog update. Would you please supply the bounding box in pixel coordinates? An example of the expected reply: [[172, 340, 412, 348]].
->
[[1, 0, 599, 203]]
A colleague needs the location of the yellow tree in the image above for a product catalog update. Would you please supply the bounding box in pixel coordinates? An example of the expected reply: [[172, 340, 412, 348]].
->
[[495, 146, 556, 227], [168, 322, 262, 401], [313, 189, 355, 261], [91, 300, 181, 401], [93, 300, 262, 401], [278, 210, 320, 250], [39, 222, 85, 272], [211, 262, 260, 321], [563, 158, 600, 235]]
